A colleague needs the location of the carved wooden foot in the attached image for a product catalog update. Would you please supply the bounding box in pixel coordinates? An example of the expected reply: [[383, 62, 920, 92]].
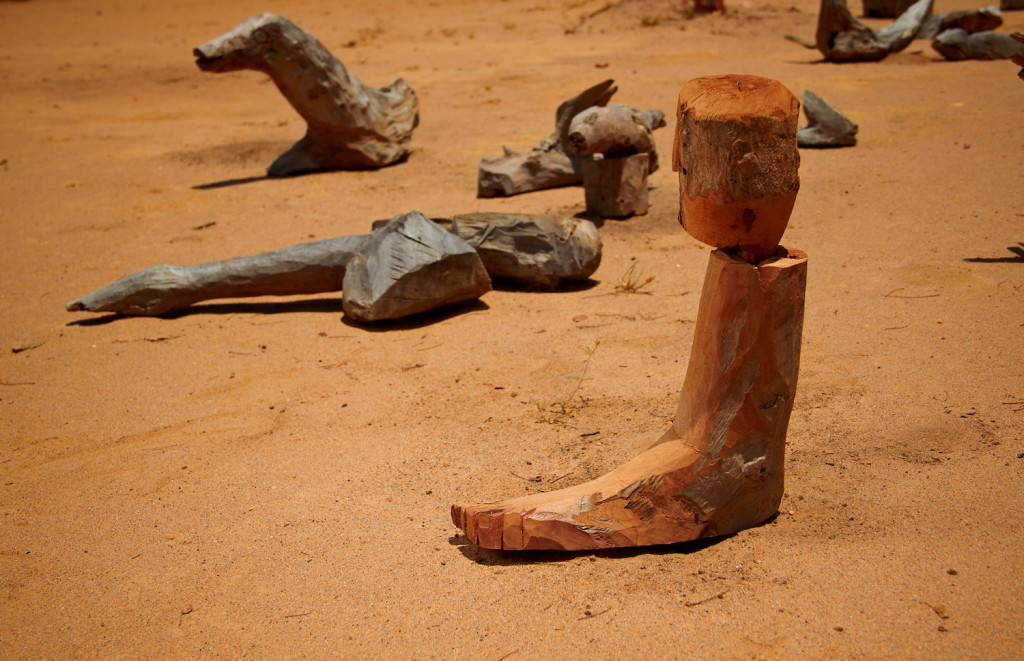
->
[[452, 248, 807, 550]]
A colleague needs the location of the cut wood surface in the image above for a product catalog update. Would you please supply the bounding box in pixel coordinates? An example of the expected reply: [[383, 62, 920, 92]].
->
[[815, 0, 933, 61], [66, 235, 368, 316], [674, 75, 800, 261], [477, 80, 616, 197], [341, 212, 491, 322], [452, 248, 808, 550], [797, 90, 858, 148], [194, 13, 418, 175]]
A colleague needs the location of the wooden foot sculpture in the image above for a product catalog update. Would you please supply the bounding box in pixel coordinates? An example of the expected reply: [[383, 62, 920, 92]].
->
[[194, 13, 419, 176], [932, 29, 1024, 60], [815, 0, 932, 61], [797, 90, 857, 148], [477, 80, 617, 197], [451, 74, 808, 551]]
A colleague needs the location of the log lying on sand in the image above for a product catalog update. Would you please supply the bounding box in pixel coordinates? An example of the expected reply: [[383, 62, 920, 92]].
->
[[66, 235, 368, 316], [342, 212, 490, 322], [932, 28, 1024, 60], [815, 0, 933, 61], [447, 213, 601, 289], [194, 13, 418, 176], [477, 80, 617, 197], [797, 90, 858, 148], [918, 6, 1002, 39]]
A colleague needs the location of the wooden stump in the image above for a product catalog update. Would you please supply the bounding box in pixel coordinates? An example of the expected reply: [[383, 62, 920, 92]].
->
[[673, 75, 800, 262], [582, 153, 650, 218], [862, 0, 916, 18]]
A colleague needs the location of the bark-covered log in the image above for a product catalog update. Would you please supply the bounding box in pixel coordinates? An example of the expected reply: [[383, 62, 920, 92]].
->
[[477, 80, 617, 197], [674, 75, 800, 261], [816, 0, 933, 61], [66, 235, 368, 316], [932, 28, 1024, 60], [581, 153, 650, 218], [446, 213, 601, 289], [797, 90, 858, 148], [341, 212, 491, 322], [194, 13, 418, 176], [567, 104, 665, 173], [918, 6, 1002, 39]]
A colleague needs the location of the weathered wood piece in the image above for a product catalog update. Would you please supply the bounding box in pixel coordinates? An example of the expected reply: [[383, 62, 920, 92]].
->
[[447, 213, 601, 289], [918, 6, 1002, 39], [452, 247, 808, 550], [66, 235, 368, 316], [674, 75, 800, 262], [797, 90, 858, 148], [816, 0, 933, 61], [477, 80, 617, 197], [581, 153, 650, 218], [568, 104, 665, 173], [862, 0, 916, 18], [194, 13, 419, 176], [452, 74, 807, 551], [932, 28, 1024, 60], [1013, 34, 1024, 80], [342, 212, 491, 322], [694, 0, 726, 12], [1002, 0, 1024, 10]]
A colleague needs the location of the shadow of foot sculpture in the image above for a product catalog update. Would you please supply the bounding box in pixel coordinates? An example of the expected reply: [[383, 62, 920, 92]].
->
[[452, 75, 808, 551], [194, 13, 419, 176]]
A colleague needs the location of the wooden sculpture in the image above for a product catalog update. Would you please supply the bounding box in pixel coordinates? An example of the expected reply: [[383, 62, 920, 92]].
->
[[451, 74, 808, 551], [1014, 34, 1024, 80], [918, 6, 1002, 40], [477, 80, 617, 197], [797, 90, 858, 148], [932, 29, 1024, 60], [194, 13, 419, 176], [815, 0, 932, 61]]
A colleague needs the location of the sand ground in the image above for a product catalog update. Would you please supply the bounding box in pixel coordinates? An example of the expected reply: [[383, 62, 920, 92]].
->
[[1, 0, 1023, 657]]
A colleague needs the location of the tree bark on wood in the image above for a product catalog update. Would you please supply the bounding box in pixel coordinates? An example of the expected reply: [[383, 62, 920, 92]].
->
[[581, 153, 650, 218], [674, 75, 800, 262], [477, 80, 617, 197], [816, 0, 933, 61], [797, 90, 858, 148], [66, 235, 368, 316], [194, 13, 418, 176], [451, 247, 808, 550]]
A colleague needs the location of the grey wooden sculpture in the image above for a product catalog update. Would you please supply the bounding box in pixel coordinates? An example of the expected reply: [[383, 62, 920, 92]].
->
[[918, 6, 1002, 39], [66, 235, 368, 316], [194, 13, 419, 176], [447, 213, 601, 288], [1013, 34, 1024, 80], [341, 212, 491, 322], [797, 90, 858, 148], [477, 80, 617, 198], [932, 28, 1024, 60], [67, 215, 601, 317], [567, 105, 666, 218], [815, 0, 933, 61]]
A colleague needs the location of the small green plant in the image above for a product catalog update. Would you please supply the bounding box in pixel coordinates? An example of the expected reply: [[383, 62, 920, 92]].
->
[[615, 261, 655, 294], [535, 342, 600, 424]]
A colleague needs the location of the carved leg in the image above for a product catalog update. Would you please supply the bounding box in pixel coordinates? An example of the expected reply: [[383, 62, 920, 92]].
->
[[452, 247, 806, 550]]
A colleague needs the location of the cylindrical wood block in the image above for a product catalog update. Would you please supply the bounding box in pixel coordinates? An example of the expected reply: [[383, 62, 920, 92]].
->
[[582, 152, 649, 218], [673, 75, 800, 261]]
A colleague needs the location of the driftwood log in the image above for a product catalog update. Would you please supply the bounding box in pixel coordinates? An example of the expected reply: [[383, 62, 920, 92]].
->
[[68, 214, 601, 316], [452, 74, 807, 551], [816, 0, 933, 61], [918, 6, 1002, 39], [194, 13, 419, 176], [932, 28, 1024, 60], [797, 90, 858, 148], [66, 235, 368, 316], [342, 212, 490, 322], [477, 80, 617, 197]]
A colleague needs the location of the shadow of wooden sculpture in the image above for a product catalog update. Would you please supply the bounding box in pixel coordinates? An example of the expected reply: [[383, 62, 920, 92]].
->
[[66, 214, 601, 319], [797, 90, 857, 148], [477, 80, 617, 197], [567, 105, 666, 218], [451, 74, 808, 551], [194, 13, 419, 176], [814, 0, 932, 61]]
